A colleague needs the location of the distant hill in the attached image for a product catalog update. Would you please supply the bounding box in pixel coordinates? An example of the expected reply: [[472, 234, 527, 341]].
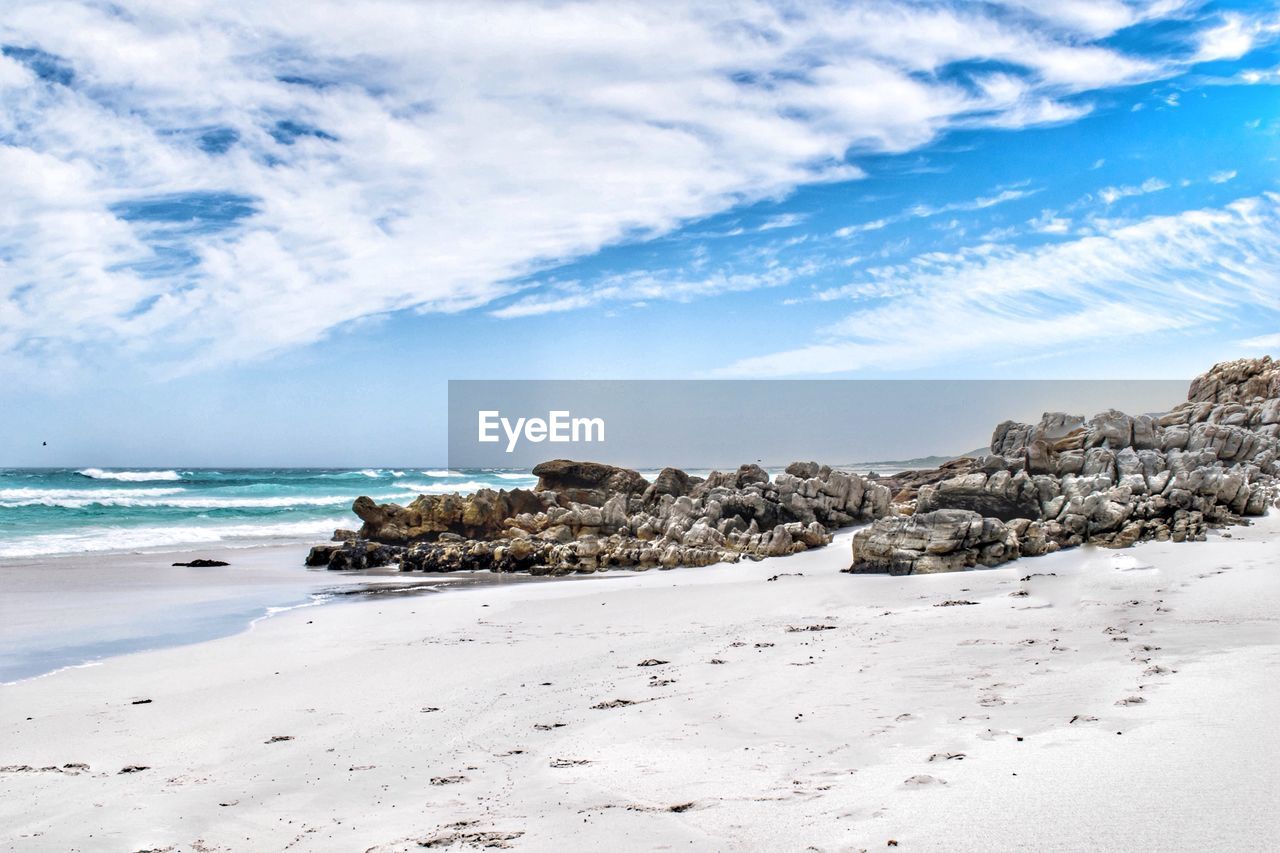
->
[[838, 446, 988, 474]]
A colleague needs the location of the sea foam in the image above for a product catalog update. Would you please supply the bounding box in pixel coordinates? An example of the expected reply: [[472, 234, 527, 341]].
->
[[0, 491, 355, 510], [0, 519, 346, 559], [76, 468, 183, 482], [397, 481, 494, 495]]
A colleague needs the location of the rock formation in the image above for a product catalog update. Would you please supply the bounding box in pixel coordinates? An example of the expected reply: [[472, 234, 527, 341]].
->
[[308, 356, 1278, 577], [530, 459, 651, 505], [309, 461, 891, 574], [847, 356, 1279, 574]]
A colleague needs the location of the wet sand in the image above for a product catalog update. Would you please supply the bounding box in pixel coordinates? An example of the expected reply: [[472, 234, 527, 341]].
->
[[1, 544, 476, 683]]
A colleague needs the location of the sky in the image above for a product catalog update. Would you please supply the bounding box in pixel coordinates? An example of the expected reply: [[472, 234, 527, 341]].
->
[[1, 0, 1279, 465]]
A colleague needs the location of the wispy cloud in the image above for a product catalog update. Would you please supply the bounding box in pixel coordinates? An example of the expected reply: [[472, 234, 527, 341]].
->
[[1237, 66, 1280, 85], [719, 194, 1280, 376], [492, 266, 801, 318], [1239, 332, 1280, 351], [1099, 177, 1170, 205], [835, 185, 1036, 237], [0, 0, 1235, 378], [757, 213, 808, 232], [1209, 169, 1238, 184]]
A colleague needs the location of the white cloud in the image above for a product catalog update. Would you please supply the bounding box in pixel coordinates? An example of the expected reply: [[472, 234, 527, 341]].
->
[[835, 219, 891, 238], [1030, 212, 1072, 233], [1099, 177, 1170, 205], [1239, 333, 1280, 351], [1194, 12, 1280, 63], [995, 0, 1180, 39], [0, 0, 1206, 377], [834, 185, 1036, 238], [1238, 67, 1280, 85], [1209, 169, 1238, 184], [492, 267, 800, 318], [719, 194, 1280, 376], [757, 213, 808, 232], [908, 187, 1039, 217]]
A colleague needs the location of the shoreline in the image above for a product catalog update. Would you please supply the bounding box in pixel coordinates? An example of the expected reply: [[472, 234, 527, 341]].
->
[[0, 539, 698, 685], [0, 543, 453, 684], [2, 512, 1276, 850]]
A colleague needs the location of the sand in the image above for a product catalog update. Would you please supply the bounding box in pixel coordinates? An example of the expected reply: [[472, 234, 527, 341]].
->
[[2, 513, 1278, 852], [0, 544, 461, 683]]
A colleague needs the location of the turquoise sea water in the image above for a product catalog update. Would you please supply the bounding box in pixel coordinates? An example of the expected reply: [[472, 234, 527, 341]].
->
[[0, 468, 539, 559]]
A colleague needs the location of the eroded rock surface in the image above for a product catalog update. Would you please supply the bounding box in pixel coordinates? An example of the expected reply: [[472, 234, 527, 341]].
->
[[309, 357, 1278, 577], [848, 356, 1279, 574], [310, 462, 891, 574]]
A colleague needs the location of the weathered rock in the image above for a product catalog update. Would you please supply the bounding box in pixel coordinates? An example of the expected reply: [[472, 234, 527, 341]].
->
[[915, 470, 1042, 522], [318, 539, 402, 571], [846, 510, 1023, 575], [1187, 355, 1279, 404], [354, 488, 547, 544], [531, 459, 649, 505], [305, 544, 342, 567], [318, 459, 891, 574], [313, 358, 1279, 578], [643, 467, 691, 503], [851, 356, 1280, 574]]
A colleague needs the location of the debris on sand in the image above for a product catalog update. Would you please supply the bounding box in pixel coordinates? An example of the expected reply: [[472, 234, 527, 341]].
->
[[416, 829, 524, 849], [430, 775, 467, 785]]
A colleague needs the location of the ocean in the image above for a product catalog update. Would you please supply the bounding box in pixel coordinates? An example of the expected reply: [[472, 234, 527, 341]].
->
[[0, 467, 539, 559]]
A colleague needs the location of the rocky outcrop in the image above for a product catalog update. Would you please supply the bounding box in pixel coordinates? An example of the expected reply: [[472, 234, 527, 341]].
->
[[531, 459, 649, 505], [1186, 355, 1280, 405], [309, 356, 1278, 578], [914, 469, 1042, 521], [847, 510, 1054, 575], [309, 461, 892, 574], [351, 489, 547, 544], [849, 356, 1279, 574]]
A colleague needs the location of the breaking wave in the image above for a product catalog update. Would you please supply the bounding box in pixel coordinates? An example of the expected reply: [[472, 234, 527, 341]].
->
[[76, 468, 183, 482]]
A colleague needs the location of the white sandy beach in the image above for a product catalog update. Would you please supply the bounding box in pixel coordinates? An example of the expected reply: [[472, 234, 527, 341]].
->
[[2, 514, 1278, 852]]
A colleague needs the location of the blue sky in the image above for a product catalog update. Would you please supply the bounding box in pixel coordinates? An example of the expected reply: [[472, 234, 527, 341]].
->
[[1, 0, 1279, 465]]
